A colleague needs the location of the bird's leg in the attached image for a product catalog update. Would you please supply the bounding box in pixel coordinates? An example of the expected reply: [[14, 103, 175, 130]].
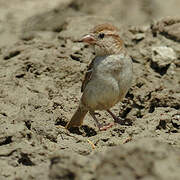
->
[[89, 111, 113, 131], [107, 109, 125, 125]]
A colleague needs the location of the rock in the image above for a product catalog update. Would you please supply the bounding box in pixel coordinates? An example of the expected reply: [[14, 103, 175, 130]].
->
[[151, 46, 176, 68], [132, 33, 145, 42]]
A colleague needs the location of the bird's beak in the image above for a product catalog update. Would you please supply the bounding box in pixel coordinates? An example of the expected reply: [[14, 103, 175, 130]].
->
[[80, 34, 96, 44]]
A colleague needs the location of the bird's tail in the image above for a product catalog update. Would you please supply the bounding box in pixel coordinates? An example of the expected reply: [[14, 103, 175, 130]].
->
[[65, 107, 88, 129]]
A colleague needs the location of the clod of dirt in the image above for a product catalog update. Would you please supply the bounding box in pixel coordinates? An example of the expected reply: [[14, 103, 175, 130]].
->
[[151, 46, 176, 67], [49, 151, 92, 180], [150, 46, 176, 75], [49, 138, 180, 180], [152, 17, 180, 42], [95, 138, 180, 180]]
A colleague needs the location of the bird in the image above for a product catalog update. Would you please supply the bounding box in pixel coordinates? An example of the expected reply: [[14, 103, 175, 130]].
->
[[66, 23, 133, 131]]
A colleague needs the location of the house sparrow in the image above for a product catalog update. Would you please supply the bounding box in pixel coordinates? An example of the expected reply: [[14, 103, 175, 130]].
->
[[66, 23, 133, 131]]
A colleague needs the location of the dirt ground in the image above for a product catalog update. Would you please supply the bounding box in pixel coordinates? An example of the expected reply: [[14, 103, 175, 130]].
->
[[0, 0, 180, 180]]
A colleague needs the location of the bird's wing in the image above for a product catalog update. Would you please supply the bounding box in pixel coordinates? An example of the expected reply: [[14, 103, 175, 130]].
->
[[81, 57, 96, 92]]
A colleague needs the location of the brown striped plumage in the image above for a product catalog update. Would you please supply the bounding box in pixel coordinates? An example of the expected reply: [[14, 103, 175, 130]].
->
[[92, 23, 118, 34]]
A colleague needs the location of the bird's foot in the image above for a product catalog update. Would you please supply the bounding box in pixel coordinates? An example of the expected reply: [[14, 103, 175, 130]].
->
[[98, 123, 114, 131], [107, 109, 125, 125], [89, 111, 114, 131]]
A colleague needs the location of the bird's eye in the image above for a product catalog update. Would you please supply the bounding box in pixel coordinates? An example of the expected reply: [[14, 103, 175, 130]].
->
[[98, 33, 105, 39]]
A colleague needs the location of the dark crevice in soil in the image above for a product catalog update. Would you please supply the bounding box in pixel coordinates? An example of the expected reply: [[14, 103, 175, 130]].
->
[[68, 125, 97, 137], [126, 91, 134, 99], [25, 63, 33, 72], [0, 149, 17, 157], [16, 73, 25, 78], [25, 120, 31, 130], [132, 38, 144, 44], [55, 117, 97, 137], [160, 31, 180, 43], [74, 51, 82, 55], [26, 133, 32, 140], [61, 44, 66, 48], [70, 54, 82, 62], [121, 107, 132, 118], [136, 110, 143, 118], [146, 92, 152, 100], [55, 118, 67, 127], [149, 104, 155, 113], [132, 103, 144, 110], [171, 129, 178, 133], [150, 61, 170, 76], [136, 82, 144, 88], [156, 120, 166, 130], [113, 128, 125, 134], [173, 105, 180, 110], [68, 1, 81, 11], [149, 102, 179, 113], [68, 127, 83, 135], [151, 26, 157, 37], [18, 153, 35, 166], [81, 125, 97, 137], [131, 56, 141, 63], [0, 112, 7, 116], [0, 136, 12, 146], [46, 135, 57, 143], [171, 120, 180, 129], [52, 102, 64, 110], [4, 50, 21, 60]]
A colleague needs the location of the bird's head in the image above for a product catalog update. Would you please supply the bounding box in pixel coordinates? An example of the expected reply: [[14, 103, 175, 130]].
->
[[81, 23, 124, 56]]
